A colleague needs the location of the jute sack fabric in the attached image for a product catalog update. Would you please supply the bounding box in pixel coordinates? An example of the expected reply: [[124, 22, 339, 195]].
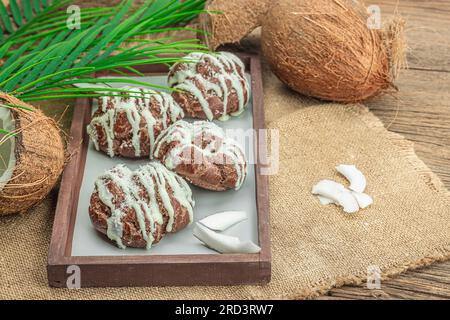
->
[[1, 60, 450, 300]]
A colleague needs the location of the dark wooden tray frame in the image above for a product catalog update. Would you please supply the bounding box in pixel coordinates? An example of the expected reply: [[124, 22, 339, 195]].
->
[[47, 53, 271, 288]]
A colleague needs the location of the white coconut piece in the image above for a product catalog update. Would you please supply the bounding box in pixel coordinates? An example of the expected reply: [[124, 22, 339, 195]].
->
[[317, 195, 336, 205], [337, 192, 360, 214], [193, 223, 261, 254], [199, 211, 247, 231], [312, 180, 359, 213], [0, 107, 16, 193], [351, 192, 373, 209], [336, 164, 367, 193]]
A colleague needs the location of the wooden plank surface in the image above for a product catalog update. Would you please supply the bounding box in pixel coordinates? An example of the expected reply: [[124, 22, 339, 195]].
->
[[25, 0, 450, 299], [321, 0, 450, 300]]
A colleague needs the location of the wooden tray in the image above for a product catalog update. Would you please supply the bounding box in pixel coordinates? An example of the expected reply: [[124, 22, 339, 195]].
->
[[47, 53, 271, 288]]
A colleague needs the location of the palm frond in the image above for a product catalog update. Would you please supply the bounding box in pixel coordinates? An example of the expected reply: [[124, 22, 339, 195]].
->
[[1, 1, 69, 42], [0, 0, 208, 136], [0, 0, 114, 55], [1, 0, 207, 97]]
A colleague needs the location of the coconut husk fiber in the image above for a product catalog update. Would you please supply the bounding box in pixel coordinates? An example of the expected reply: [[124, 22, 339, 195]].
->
[[0, 93, 65, 215], [1, 52, 450, 298], [200, 0, 271, 50]]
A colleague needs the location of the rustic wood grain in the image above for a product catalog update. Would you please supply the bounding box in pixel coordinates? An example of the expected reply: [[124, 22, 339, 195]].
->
[[322, 0, 450, 300], [371, 0, 450, 72], [15, 0, 449, 298]]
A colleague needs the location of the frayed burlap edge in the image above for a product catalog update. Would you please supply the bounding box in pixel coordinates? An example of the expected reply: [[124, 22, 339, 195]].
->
[[254, 104, 450, 300]]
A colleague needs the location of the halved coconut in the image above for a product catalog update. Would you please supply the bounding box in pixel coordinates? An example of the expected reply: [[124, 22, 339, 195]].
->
[[0, 93, 65, 215]]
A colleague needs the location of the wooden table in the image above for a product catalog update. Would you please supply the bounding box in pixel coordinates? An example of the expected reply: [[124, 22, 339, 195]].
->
[[32, 0, 450, 300], [319, 0, 450, 299]]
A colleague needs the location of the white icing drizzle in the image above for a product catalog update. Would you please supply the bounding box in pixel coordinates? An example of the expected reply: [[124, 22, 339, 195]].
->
[[93, 162, 194, 249], [87, 86, 184, 158], [154, 120, 247, 190], [168, 52, 251, 121]]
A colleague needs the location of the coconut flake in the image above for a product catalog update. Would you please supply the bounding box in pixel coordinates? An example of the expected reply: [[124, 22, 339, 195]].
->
[[193, 223, 261, 254], [351, 192, 373, 209], [199, 211, 247, 231], [336, 164, 367, 193], [0, 107, 16, 193], [317, 195, 336, 205], [312, 180, 359, 213]]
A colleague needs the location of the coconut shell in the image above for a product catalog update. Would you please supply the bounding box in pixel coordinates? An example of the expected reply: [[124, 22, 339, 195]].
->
[[200, 0, 271, 50], [0, 93, 65, 215], [261, 0, 406, 102]]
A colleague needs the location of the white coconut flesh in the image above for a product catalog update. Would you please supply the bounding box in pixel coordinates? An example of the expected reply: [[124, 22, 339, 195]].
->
[[0, 107, 16, 193]]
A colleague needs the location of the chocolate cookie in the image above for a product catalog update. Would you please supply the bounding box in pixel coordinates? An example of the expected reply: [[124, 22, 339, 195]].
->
[[87, 87, 184, 158], [168, 52, 250, 121], [153, 120, 247, 191], [89, 162, 194, 249]]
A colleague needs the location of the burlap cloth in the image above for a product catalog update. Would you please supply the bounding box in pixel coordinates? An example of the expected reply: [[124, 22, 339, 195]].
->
[[1, 52, 450, 300]]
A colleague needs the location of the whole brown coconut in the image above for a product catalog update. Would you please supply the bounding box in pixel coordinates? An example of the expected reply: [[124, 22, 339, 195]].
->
[[0, 93, 65, 215], [261, 0, 406, 102]]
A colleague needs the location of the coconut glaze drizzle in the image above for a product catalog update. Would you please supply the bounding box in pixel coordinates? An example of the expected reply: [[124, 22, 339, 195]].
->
[[94, 162, 194, 249], [153, 120, 247, 190], [168, 52, 251, 121], [87, 87, 184, 158]]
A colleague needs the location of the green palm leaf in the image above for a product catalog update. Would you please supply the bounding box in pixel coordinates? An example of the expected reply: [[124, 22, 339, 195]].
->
[[0, 0, 209, 137], [1, 0, 66, 39], [0, 0, 113, 53]]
